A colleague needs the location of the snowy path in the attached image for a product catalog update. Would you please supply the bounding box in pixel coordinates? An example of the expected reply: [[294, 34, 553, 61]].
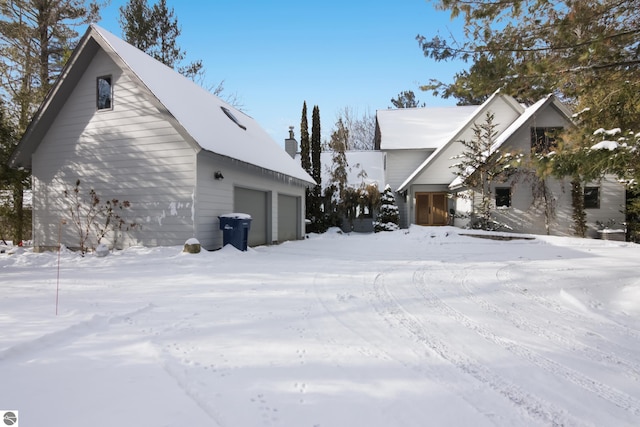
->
[[1, 227, 639, 426]]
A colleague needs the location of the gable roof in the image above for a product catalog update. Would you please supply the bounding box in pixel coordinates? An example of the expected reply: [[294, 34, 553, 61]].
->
[[490, 93, 573, 153], [449, 93, 575, 190], [396, 91, 523, 192], [10, 25, 315, 185], [376, 105, 478, 150]]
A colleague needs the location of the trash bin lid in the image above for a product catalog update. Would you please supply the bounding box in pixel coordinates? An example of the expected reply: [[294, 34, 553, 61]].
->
[[219, 213, 252, 220]]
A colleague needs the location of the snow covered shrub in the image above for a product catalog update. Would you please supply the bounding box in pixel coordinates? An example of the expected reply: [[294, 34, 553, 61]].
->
[[374, 185, 400, 232]]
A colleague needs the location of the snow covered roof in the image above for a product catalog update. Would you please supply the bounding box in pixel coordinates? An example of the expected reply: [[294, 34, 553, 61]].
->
[[11, 25, 314, 185], [376, 105, 479, 150], [92, 25, 314, 184]]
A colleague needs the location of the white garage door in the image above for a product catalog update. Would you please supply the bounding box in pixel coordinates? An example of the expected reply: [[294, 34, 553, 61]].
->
[[234, 187, 268, 247], [278, 194, 299, 242]]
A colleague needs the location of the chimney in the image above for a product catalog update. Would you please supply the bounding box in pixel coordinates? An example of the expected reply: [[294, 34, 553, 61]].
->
[[284, 126, 297, 158]]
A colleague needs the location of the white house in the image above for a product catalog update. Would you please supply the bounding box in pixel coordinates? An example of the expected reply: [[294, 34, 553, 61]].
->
[[374, 91, 626, 237], [9, 25, 315, 251]]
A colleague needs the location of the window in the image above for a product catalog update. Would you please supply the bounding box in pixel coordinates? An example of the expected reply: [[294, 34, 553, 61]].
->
[[584, 187, 600, 209], [495, 187, 511, 208], [97, 76, 112, 110], [221, 106, 246, 130], [531, 127, 561, 154]]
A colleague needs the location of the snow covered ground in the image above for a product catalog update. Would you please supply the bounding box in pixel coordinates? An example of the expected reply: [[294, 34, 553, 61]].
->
[[1, 226, 639, 426]]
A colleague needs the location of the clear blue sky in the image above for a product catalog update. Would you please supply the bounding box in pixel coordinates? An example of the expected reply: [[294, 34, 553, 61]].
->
[[94, 0, 466, 144]]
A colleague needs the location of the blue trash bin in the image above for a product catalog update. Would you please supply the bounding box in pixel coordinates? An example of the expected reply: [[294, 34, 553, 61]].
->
[[219, 213, 252, 251]]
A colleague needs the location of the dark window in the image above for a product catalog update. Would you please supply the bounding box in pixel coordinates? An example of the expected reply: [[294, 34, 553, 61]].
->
[[97, 76, 112, 110], [495, 187, 511, 208], [221, 106, 246, 130], [584, 187, 600, 209], [531, 127, 561, 154]]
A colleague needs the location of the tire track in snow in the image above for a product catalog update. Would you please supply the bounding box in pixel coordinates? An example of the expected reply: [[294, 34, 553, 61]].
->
[[370, 265, 585, 427], [311, 263, 544, 426], [412, 266, 640, 418], [0, 303, 155, 363], [496, 263, 640, 342], [453, 264, 640, 381]]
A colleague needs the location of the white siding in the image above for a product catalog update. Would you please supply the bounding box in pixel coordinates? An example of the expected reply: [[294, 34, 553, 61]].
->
[[411, 97, 522, 186], [32, 49, 196, 250], [385, 149, 431, 228], [584, 176, 626, 238]]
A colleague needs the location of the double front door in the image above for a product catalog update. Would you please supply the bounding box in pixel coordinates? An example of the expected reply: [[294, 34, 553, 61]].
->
[[415, 192, 448, 226]]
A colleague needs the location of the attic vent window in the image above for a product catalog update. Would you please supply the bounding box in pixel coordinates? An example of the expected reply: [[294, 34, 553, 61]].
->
[[97, 75, 112, 110], [221, 106, 246, 130]]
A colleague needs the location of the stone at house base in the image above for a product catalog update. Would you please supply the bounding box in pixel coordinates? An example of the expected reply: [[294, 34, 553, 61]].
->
[[95, 243, 109, 257], [183, 238, 201, 254]]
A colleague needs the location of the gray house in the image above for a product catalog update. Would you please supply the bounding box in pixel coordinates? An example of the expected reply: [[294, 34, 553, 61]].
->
[[375, 91, 626, 237], [10, 25, 315, 251]]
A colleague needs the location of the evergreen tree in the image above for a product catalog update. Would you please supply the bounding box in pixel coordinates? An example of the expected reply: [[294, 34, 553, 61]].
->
[[299, 101, 310, 175], [309, 105, 323, 231], [0, 0, 101, 243], [299, 101, 313, 227], [419, 0, 640, 119], [0, 101, 21, 243], [326, 118, 349, 218], [119, 0, 202, 79], [390, 90, 425, 108], [374, 185, 400, 232], [311, 105, 321, 186], [118, 0, 153, 52]]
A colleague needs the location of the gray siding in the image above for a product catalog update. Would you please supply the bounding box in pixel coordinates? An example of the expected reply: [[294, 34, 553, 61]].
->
[[194, 151, 307, 250], [32, 49, 196, 250], [277, 194, 300, 242]]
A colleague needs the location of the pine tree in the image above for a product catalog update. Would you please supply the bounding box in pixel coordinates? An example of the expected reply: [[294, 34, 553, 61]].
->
[[374, 185, 400, 232], [390, 90, 425, 109], [0, 0, 100, 243], [420, 0, 640, 118], [0, 101, 20, 243], [119, 0, 202, 79], [118, 0, 154, 52]]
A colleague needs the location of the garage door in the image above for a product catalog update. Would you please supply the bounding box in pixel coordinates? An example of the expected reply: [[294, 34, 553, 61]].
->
[[278, 194, 299, 242], [234, 187, 268, 247]]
